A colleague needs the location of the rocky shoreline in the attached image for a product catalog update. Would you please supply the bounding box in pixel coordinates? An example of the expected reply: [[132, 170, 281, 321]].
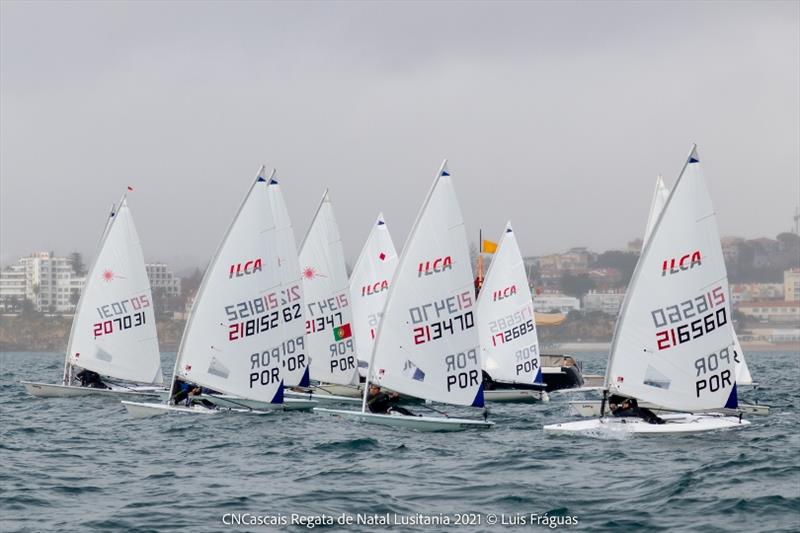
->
[[1, 314, 796, 354], [0, 315, 186, 352]]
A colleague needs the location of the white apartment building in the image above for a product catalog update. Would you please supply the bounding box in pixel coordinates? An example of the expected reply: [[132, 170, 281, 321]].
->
[[0, 264, 26, 311], [737, 300, 800, 323], [533, 293, 581, 314], [0, 252, 85, 313], [785, 269, 800, 302], [730, 283, 784, 304], [2, 254, 183, 314], [145, 263, 181, 298], [582, 290, 626, 314]]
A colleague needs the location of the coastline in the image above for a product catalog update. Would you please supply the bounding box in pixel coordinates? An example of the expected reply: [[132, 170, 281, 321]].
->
[[0, 315, 185, 353], [542, 341, 799, 354], [1, 315, 797, 355]]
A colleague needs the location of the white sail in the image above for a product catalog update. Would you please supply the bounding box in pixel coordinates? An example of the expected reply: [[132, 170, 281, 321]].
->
[[606, 146, 739, 411], [370, 162, 483, 407], [266, 172, 309, 388], [67, 196, 163, 385], [349, 213, 399, 377], [476, 222, 542, 385], [172, 168, 295, 403], [732, 336, 753, 385], [643, 175, 753, 386], [299, 190, 359, 386], [642, 175, 670, 247]]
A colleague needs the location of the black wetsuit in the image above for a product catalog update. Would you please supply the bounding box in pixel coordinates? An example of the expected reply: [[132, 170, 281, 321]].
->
[[170, 381, 190, 405], [75, 370, 108, 389], [612, 404, 665, 424], [367, 391, 415, 416], [482, 371, 496, 391]]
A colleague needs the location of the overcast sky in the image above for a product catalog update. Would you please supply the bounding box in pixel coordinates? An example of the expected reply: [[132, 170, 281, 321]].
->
[[1, 1, 798, 271]]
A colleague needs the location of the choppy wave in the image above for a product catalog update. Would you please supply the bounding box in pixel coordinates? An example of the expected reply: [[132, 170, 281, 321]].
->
[[1, 350, 798, 532]]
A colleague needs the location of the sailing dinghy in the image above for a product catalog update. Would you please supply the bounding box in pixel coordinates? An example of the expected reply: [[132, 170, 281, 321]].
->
[[22, 193, 165, 398], [567, 174, 766, 417], [296, 190, 360, 397], [349, 213, 399, 381], [122, 168, 315, 417], [477, 223, 548, 403], [261, 172, 360, 404], [545, 146, 750, 435], [316, 161, 494, 431]]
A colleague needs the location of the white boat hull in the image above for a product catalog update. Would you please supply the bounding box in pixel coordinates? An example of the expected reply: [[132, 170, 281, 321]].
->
[[284, 390, 361, 404], [484, 389, 549, 403], [569, 399, 770, 417], [308, 383, 363, 398], [549, 386, 605, 395], [121, 398, 317, 418], [581, 373, 605, 388], [22, 381, 164, 399], [202, 395, 319, 411], [314, 407, 494, 432], [544, 413, 751, 435], [122, 400, 222, 418]]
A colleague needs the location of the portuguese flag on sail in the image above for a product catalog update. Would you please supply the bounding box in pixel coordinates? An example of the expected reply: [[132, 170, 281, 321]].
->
[[333, 323, 352, 341]]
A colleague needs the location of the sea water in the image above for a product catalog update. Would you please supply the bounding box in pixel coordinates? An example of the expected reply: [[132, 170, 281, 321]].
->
[[1, 350, 798, 532]]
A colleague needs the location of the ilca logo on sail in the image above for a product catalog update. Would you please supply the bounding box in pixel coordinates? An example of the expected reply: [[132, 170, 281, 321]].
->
[[661, 250, 702, 276]]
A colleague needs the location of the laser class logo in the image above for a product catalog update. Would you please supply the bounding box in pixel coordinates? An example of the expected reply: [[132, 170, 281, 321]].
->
[[302, 266, 327, 280], [101, 269, 125, 282]]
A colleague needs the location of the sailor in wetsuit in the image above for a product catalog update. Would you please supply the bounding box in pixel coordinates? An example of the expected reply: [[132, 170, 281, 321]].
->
[[170, 379, 191, 405], [482, 370, 496, 391], [367, 384, 416, 416], [75, 369, 109, 389], [609, 395, 665, 424], [170, 380, 215, 408]]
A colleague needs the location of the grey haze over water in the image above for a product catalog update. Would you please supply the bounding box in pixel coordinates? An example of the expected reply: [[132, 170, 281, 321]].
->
[[1, 1, 798, 270]]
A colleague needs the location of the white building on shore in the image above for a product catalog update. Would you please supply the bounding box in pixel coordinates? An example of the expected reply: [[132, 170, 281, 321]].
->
[[2, 253, 184, 314], [0, 264, 26, 311], [785, 269, 800, 302], [533, 293, 580, 314], [0, 252, 85, 313], [145, 263, 181, 298], [582, 290, 626, 314]]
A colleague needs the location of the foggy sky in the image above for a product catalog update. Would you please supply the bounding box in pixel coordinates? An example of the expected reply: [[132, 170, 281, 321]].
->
[[1, 1, 798, 271]]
